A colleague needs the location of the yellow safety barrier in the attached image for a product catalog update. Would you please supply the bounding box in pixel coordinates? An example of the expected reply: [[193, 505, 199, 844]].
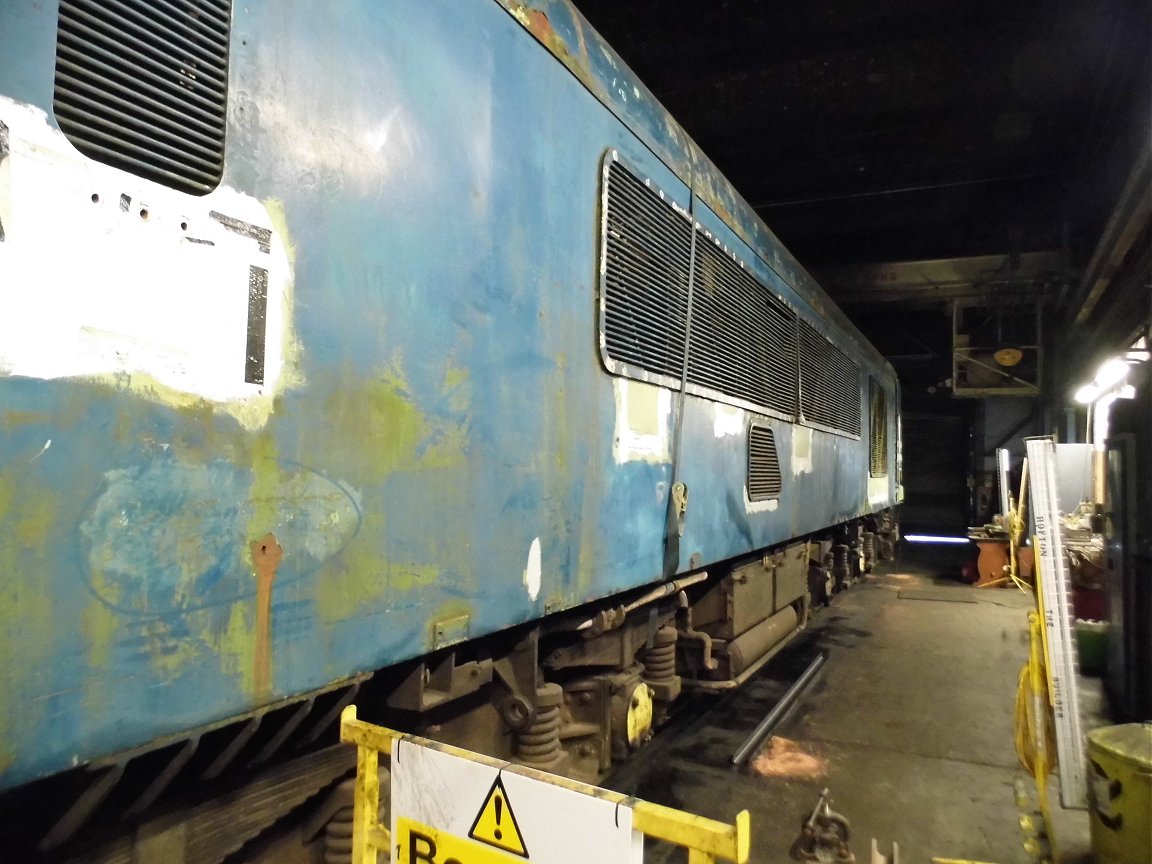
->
[[340, 705, 750, 864], [1009, 541, 1058, 864]]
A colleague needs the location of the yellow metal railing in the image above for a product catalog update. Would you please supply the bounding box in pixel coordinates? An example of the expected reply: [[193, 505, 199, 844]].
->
[[340, 705, 750, 864], [1010, 541, 1057, 863]]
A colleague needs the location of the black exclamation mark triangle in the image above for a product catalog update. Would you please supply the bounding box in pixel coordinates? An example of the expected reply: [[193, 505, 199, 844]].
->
[[468, 775, 528, 857]]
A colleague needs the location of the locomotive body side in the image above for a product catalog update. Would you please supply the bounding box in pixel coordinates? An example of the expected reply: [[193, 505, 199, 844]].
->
[[0, 0, 898, 800]]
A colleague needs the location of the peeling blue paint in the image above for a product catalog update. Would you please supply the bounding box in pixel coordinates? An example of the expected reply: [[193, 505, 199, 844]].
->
[[0, 0, 896, 790]]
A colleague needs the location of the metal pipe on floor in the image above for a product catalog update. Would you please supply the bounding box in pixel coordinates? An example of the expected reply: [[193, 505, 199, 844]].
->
[[731, 653, 826, 767]]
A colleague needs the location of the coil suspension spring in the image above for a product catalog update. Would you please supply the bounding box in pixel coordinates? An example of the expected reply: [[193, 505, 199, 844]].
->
[[831, 544, 849, 571], [323, 799, 354, 864], [322, 772, 388, 864], [642, 626, 678, 684], [517, 683, 563, 767]]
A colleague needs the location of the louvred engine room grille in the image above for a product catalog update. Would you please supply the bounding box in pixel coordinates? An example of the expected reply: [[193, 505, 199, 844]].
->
[[602, 160, 692, 380], [748, 425, 783, 500], [870, 378, 889, 476], [800, 321, 861, 437], [53, 0, 232, 195], [602, 157, 864, 439], [687, 233, 798, 418]]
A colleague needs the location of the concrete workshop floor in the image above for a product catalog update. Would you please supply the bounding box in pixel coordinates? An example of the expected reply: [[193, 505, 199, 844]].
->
[[607, 547, 1094, 864]]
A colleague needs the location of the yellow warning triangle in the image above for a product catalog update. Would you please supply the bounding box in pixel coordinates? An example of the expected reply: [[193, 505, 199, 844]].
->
[[468, 775, 528, 858]]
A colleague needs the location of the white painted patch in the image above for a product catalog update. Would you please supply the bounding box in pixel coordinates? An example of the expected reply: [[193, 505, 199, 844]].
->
[[612, 378, 671, 464], [744, 488, 780, 514], [0, 97, 296, 430], [712, 403, 744, 438], [868, 475, 890, 507], [523, 537, 542, 602], [791, 426, 814, 475]]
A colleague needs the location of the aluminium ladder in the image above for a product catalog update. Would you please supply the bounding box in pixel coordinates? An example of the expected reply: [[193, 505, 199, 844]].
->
[[1024, 436, 1086, 809]]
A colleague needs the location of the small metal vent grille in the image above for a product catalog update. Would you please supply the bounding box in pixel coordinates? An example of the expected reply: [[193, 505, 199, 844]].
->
[[800, 320, 861, 436], [869, 378, 889, 476], [687, 234, 798, 417], [748, 425, 783, 500], [602, 160, 692, 380], [53, 0, 232, 195]]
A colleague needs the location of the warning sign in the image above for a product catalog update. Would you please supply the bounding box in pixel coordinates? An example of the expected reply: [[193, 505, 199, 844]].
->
[[390, 739, 642, 863], [395, 816, 525, 864], [468, 776, 528, 856]]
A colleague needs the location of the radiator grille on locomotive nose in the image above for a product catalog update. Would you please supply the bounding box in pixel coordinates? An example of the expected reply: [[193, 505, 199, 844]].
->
[[687, 232, 798, 418], [747, 425, 783, 500], [800, 320, 861, 436], [602, 160, 692, 382], [53, 0, 232, 195], [869, 377, 889, 476]]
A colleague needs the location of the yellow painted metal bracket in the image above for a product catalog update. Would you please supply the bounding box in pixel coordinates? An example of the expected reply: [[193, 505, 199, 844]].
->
[[339, 704, 750, 863], [633, 801, 750, 864]]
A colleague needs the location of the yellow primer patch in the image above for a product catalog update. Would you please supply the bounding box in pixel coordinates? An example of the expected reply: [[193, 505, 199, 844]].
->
[[246, 431, 283, 543], [442, 364, 471, 413], [0, 477, 61, 774], [320, 373, 431, 481], [0, 410, 48, 428], [309, 364, 472, 627], [216, 599, 256, 696], [311, 369, 471, 618], [388, 564, 440, 593], [316, 510, 389, 625], [262, 198, 306, 394], [82, 572, 122, 718]]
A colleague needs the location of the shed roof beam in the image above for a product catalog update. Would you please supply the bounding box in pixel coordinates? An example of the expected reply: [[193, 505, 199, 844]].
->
[[814, 251, 1065, 305], [1068, 135, 1152, 325]]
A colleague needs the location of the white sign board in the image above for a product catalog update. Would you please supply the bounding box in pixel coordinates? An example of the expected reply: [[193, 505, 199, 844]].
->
[[391, 738, 644, 863]]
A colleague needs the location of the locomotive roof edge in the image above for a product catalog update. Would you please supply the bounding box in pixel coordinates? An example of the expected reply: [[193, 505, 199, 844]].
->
[[494, 0, 895, 383]]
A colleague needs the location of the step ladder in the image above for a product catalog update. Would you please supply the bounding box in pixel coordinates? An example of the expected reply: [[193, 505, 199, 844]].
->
[[1024, 436, 1086, 809]]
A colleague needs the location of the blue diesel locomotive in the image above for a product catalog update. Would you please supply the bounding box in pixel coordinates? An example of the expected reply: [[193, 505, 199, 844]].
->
[[0, 0, 900, 857]]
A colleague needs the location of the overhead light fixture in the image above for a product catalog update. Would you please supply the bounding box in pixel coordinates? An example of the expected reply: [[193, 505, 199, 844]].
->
[[1094, 357, 1130, 390], [1071, 355, 1132, 406], [1074, 384, 1099, 404], [1072, 354, 1141, 448]]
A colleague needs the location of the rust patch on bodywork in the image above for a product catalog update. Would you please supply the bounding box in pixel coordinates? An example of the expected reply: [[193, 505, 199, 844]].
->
[[496, 0, 886, 372], [521, 7, 560, 46], [504, 2, 596, 93], [251, 532, 283, 698]]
